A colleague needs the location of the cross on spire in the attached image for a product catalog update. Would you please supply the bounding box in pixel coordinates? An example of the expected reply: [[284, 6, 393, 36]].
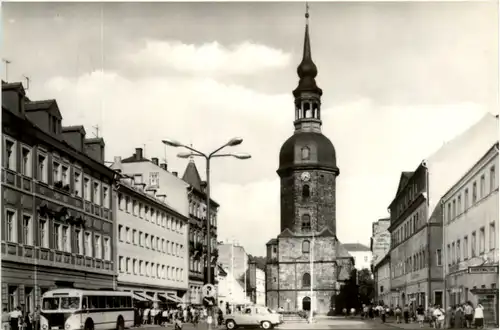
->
[[189, 143, 194, 162], [305, 1, 310, 21]]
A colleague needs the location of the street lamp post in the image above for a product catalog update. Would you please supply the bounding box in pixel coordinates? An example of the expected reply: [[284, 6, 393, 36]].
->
[[162, 137, 250, 286]]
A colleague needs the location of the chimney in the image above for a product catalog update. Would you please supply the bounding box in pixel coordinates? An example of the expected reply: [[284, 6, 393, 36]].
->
[[160, 163, 168, 171], [152, 157, 159, 166], [135, 148, 143, 160], [172, 171, 178, 177], [84, 138, 106, 164]]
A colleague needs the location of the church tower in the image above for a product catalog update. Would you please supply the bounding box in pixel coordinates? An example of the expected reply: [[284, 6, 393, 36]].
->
[[265, 6, 354, 315], [277, 7, 339, 236]]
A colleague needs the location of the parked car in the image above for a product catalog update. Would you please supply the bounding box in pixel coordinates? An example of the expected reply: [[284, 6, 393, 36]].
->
[[224, 305, 283, 329]]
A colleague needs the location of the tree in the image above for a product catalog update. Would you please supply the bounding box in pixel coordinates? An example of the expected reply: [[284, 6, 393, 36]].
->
[[333, 268, 375, 315]]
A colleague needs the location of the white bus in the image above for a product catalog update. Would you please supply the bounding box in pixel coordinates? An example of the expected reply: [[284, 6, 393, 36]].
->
[[40, 289, 134, 330]]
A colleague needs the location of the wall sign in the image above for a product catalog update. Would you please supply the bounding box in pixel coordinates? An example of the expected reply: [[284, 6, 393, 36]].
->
[[468, 266, 499, 274]]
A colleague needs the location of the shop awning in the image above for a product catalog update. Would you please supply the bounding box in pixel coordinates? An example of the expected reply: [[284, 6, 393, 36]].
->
[[145, 293, 160, 302], [158, 293, 179, 303], [134, 292, 153, 301], [132, 293, 147, 302], [167, 294, 183, 303]]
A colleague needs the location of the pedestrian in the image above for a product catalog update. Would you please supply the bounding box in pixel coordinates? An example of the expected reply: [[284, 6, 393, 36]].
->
[[416, 305, 425, 328], [473, 304, 484, 329], [394, 305, 402, 323], [9, 307, 22, 330], [403, 304, 409, 323], [464, 302, 473, 328], [454, 304, 464, 329], [380, 306, 386, 323], [2, 308, 11, 330], [433, 305, 445, 329]]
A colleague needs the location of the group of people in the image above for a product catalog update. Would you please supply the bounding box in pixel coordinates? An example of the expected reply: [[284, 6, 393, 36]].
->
[[2, 306, 40, 330], [343, 302, 487, 329], [134, 305, 224, 329]]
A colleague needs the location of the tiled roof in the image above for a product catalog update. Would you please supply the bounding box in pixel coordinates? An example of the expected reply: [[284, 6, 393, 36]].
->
[[336, 242, 353, 258], [342, 243, 370, 252], [182, 160, 202, 191], [266, 238, 278, 245]]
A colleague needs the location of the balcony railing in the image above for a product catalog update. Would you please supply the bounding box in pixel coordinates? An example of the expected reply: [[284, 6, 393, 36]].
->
[[1, 241, 114, 275]]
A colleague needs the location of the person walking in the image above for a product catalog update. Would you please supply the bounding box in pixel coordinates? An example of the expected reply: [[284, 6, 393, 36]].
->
[[463, 303, 474, 328], [403, 304, 410, 324], [416, 305, 425, 328], [454, 304, 464, 329], [433, 305, 445, 329], [473, 304, 484, 329], [9, 307, 22, 330], [2, 308, 11, 330], [394, 306, 402, 324]]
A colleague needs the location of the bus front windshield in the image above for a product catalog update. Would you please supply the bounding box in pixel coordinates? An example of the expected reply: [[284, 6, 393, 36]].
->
[[43, 297, 81, 311]]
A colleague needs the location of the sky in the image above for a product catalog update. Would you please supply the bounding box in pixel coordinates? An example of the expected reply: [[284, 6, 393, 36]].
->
[[3, 1, 498, 256]]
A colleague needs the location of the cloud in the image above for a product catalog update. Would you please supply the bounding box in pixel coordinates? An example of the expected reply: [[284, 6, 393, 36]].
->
[[124, 40, 292, 76], [39, 70, 492, 256]]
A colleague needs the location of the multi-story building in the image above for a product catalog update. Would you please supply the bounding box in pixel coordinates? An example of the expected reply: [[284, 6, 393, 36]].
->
[[370, 218, 391, 268], [443, 143, 498, 325], [343, 243, 372, 271], [181, 158, 219, 305], [247, 262, 266, 306], [218, 242, 248, 280], [113, 170, 188, 305], [264, 12, 354, 314], [2, 81, 116, 313], [111, 149, 190, 301], [388, 113, 498, 309], [216, 263, 251, 308], [373, 253, 391, 306]]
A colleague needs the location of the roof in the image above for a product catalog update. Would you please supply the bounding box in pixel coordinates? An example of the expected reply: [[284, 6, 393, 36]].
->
[[441, 142, 499, 201], [25, 99, 62, 119], [342, 243, 370, 252], [266, 238, 278, 245], [278, 132, 338, 174], [2, 81, 26, 95], [336, 242, 353, 259], [182, 160, 202, 191], [62, 125, 86, 135]]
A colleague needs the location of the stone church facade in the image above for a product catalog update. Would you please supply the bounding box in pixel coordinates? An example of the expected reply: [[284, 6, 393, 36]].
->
[[265, 10, 354, 314]]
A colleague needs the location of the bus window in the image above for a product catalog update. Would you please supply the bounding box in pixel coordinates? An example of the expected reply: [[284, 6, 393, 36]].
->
[[61, 297, 80, 310], [119, 297, 126, 308], [126, 297, 132, 307], [88, 296, 98, 309], [112, 297, 120, 308], [97, 297, 106, 309], [82, 296, 88, 309], [43, 298, 60, 310]]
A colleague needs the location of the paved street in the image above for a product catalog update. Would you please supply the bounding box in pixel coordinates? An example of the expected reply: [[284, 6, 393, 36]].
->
[[137, 318, 439, 329]]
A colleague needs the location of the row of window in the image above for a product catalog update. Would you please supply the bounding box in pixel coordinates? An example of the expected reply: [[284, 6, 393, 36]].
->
[[395, 183, 420, 218], [446, 223, 496, 267], [118, 193, 184, 233], [3, 135, 111, 207], [118, 255, 184, 281], [188, 199, 217, 227], [189, 257, 207, 273], [118, 225, 184, 257], [391, 249, 427, 279], [4, 209, 111, 260], [391, 206, 425, 248], [446, 165, 496, 223]]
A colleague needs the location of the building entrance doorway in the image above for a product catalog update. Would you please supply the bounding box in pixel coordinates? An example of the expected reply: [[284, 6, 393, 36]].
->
[[302, 297, 311, 311]]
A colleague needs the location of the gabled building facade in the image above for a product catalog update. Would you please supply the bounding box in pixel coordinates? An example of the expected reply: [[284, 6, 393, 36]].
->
[[2, 81, 117, 314], [373, 253, 391, 306], [181, 159, 219, 305], [343, 243, 372, 271], [442, 143, 498, 326], [370, 218, 391, 269]]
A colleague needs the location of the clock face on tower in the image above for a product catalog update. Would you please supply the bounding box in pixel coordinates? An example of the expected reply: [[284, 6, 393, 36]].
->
[[301, 172, 311, 182]]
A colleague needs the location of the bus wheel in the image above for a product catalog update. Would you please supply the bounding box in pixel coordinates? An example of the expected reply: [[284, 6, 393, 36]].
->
[[116, 316, 125, 330], [84, 319, 94, 330]]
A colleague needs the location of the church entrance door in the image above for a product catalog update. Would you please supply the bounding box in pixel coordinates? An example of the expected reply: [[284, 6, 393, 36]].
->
[[302, 297, 311, 311]]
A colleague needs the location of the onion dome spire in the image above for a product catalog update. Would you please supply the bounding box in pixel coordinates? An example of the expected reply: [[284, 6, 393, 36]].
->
[[293, 3, 323, 97]]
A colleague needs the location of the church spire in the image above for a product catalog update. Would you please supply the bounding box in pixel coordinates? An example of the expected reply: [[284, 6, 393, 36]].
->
[[293, 2, 322, 98]]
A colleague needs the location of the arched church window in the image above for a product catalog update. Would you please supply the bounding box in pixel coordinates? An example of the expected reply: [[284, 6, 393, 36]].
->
[[301, 147, 310, 160], [302, 240, 310, 253], [302, 273, 311, 287], [302, 185, 310, 198], [301, 214, 311, 231]]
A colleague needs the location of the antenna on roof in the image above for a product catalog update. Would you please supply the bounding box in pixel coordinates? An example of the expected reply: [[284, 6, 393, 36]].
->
[[93, 125, 100, 138], [2, 59, 11, 81], [22, 74, 30, 90]]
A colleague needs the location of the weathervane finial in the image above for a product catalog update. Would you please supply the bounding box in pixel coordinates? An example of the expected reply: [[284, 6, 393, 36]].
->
[[189, 143, 194, 162], [305, 2, 310, 21]]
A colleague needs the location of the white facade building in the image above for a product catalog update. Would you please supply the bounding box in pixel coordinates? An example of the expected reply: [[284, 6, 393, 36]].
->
[[343, 243, 372, 270], [217, 265, 252, 310], [373, 253, 391, 306], [111, 149, 190, 303], [442, 143, 498, 325], [254, 267, 266, 306]]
